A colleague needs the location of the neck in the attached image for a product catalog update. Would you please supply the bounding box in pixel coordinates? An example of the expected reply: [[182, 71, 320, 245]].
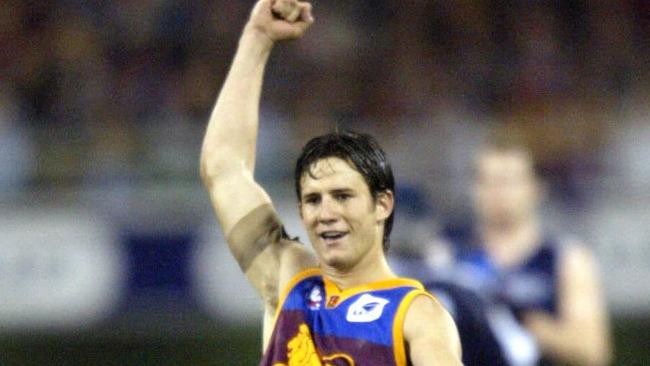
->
[[320, 244, 396, 290], [480, 216, 541, 267]]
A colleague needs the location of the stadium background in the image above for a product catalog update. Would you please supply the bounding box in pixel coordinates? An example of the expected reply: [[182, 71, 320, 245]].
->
[[1, 1, 649, 364]]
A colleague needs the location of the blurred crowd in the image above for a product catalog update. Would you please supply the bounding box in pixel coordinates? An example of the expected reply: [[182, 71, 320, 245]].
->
[[1, 0, 649, 212]]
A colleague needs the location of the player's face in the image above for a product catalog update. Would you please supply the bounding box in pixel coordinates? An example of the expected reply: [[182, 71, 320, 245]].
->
[[474, 150, 539, 226], [299, 157, 392, 270]]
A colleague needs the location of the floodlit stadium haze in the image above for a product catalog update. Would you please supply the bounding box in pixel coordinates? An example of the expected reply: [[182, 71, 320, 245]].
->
[[1, 1, 649, 365]]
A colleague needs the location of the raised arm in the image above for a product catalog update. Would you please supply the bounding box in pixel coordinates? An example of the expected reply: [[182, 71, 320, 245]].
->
[[199, 0, 315, 305], [201, 0, 313, 182]]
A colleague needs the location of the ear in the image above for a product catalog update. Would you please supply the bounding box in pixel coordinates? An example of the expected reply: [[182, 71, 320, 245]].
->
[[375, 190, 394, 222]]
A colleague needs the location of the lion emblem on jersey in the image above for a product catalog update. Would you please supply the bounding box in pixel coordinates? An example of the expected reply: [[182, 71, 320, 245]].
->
[[274, 324, 355, 366]]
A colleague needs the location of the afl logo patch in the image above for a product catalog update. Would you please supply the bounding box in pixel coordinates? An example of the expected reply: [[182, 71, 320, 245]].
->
[[307, 286, 322, 310]]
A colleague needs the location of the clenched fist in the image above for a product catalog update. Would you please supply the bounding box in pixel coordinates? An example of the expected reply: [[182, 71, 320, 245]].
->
[[272, 0, 303, 22], [246, 0, 313, 43]]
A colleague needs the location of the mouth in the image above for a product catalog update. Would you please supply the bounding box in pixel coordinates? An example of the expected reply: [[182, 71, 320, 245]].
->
[[318, 231, 348, 246]]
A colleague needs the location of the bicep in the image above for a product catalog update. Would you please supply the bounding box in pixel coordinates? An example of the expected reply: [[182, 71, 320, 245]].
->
[[205, 169, 272, 238], [405, 294, 463, 366], [207, 170, 279, 278], [206, 170, 315, 303]]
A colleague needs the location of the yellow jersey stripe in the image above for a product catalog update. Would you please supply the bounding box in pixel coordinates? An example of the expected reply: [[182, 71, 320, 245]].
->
[[392, 289, 436, 366]]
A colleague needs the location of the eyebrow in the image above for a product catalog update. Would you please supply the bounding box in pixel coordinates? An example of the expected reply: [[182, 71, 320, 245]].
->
[[330, 188, 355, 195], [301, 188, 355, 199], [302, 192, 320, 199]]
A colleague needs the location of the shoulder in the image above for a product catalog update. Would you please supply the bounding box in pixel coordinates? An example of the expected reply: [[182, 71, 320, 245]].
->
[[554, 235, 598, 273], [261, 265, 321, 351], [550, 235, 605, 312], [404, 292, 459, 338], [247, 238, 316, 305], [402, 291, 462, 364], [274, 266, 323, 306], [233, 204, 316, 307], [557, 237, 600, 286]]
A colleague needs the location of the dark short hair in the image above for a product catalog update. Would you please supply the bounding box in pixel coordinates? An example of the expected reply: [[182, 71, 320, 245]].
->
[[294, 131, 395, 252]]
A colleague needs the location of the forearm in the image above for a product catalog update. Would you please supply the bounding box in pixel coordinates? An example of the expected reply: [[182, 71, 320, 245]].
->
[[200, 28, 273, 180], [527, 314, 612, 366], [200, 0, 313, 181]]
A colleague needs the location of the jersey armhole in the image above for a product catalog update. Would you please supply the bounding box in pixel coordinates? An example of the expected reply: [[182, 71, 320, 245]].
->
[[392, 289, 435, 366]]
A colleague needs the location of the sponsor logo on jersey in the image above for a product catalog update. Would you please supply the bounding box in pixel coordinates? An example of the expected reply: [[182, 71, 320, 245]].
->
[[346, 294, 390, 323]]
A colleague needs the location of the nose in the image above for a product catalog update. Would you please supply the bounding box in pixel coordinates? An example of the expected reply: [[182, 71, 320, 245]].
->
[[316, 196, 339, 223]]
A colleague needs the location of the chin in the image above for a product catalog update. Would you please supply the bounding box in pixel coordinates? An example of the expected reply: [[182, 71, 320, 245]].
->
[[322, 254, 355, 271]]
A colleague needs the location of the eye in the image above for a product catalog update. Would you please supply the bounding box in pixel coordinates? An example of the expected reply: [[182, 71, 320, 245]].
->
[[303, 195, 321, 205], [334, 193, 352, 202]]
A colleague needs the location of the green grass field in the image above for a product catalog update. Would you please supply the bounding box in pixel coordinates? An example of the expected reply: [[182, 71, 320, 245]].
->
[[1, 317, 648, 365]]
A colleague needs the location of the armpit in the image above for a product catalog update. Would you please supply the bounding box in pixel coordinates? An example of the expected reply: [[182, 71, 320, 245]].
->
[[226, 204, 293, 272]]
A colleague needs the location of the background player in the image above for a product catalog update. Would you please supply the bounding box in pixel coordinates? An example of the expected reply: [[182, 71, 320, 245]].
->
[[433, 140, 613, 365], [199, 0, 461, 364]]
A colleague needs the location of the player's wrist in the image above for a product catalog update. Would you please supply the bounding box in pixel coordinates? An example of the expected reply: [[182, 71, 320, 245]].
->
[[240, 25, 275, 55]]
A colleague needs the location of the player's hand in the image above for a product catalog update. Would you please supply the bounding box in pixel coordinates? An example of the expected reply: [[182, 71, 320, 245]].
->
[[245, 0, 313, 43]]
